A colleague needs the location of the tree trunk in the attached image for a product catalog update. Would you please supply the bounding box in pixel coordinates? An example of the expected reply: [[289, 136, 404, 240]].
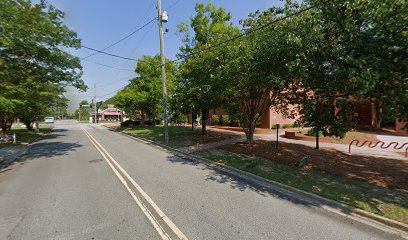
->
[[245, 125, 255, 144], [315, 127, 320, 149], [1, 126, 8, 135], [201, 109, 209, 135], [24, 121, 33, 131], [152, 112, 157, 127], [1, 115, 14, 135], [191, 113, 194, 130], [375, 100, 383, 129]]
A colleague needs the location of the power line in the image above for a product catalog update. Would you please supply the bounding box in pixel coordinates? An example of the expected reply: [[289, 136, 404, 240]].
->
[[95, 68, 164, 98], [95, 76, 133, 88], [167, 0, 183, 10], [82, 59, 135, 72], [82, 4, 318, 70], [81, 45, 140, 62], [173, 4, 317, 62], [81, 18, 157, 60], [97, 85, 128, 98]]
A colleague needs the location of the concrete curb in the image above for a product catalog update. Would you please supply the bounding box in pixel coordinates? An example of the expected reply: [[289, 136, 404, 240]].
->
[[110, 128, 408, 234]]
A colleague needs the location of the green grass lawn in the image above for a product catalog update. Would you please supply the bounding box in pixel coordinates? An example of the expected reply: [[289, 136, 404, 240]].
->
[[1, 126, 53, 146], [121, 126, 201, 148], [197, 150, 408, 224], [119, 125, 237, 149]]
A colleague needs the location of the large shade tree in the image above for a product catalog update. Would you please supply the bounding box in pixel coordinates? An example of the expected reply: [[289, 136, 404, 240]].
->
[[114, 55, 179, 125], [177, 3, 240, 135], [0, 0, 86, 134], [266, 0, 407, 147]]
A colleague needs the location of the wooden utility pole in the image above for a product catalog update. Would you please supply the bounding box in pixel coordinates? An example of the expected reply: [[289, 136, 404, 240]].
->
[[157, 0, 169, 145], [94, 84, 97, 124]]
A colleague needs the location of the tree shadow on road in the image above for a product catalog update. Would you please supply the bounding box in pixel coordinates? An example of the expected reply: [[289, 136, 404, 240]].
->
[[166, 151, 408, 228], [0, 133, 82, 171], [166, 153, 328, 208], [50, 128, 68, 133]]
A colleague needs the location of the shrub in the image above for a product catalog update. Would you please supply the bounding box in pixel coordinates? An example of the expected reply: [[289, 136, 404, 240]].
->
[[144, 120, 154, 126], [282, 124, 294, 129], [271, 123, 295, 129], [212, 115, 219, 125], [121, 120, 135, 127], [307, 128, 323, 137], [218, 115, 223, 125], [222, 115, 229, 125], [229, 120, 240, 127], [177, 114, 188, 124], [169, 114, 187, 125]]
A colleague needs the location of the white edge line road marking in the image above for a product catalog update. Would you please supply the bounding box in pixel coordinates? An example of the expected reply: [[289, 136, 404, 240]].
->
[[81, 127, 188, 240]]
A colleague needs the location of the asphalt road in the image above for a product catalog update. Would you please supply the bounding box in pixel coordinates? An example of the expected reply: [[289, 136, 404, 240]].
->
[[0, 121, 405, 240]]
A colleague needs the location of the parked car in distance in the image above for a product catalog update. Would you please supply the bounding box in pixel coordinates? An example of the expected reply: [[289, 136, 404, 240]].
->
[[44, 117, 55, 123]]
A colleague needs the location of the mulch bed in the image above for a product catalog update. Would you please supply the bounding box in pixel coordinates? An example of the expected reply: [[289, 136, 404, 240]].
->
[[209, 125, 274, 134], [220, 140, 408, 190], [293, 131, 380, 145]]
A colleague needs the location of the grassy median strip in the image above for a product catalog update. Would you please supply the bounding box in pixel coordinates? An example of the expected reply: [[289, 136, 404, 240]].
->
[[120, 126, 238, 149], [121, 126, 197, 148], [196, 149, 408, 224]]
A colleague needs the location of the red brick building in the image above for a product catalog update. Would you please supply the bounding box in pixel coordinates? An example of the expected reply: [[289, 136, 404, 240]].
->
[[188, 102, 407, 136]]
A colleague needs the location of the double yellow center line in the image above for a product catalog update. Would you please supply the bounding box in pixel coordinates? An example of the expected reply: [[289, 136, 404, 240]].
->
[[81, 127, 188, 240]]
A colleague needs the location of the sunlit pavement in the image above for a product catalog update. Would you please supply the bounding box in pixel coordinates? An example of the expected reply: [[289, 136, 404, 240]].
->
[[0, 120, 405, 240]]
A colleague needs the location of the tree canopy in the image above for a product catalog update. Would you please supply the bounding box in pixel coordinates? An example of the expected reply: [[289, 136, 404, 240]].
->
[[176, 0, 407, 144], [177, 3, 240, 134], [0, 0, 86, 134], [114, 55, 179, 124]]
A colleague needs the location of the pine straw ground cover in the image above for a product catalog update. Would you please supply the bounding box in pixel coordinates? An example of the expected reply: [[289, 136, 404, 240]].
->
[[197, 140, 408, 223], [294, 130, 382, 144]]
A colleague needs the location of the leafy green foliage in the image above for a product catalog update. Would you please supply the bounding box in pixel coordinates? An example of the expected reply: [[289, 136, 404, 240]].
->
[[0, 0, 86, 134], [242, 0, 407, 146], [177, 3, 240, 135], [114, 55, 179, 124]]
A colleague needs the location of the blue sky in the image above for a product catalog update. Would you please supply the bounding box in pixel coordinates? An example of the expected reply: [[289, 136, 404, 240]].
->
[[47, 0, 284, 112]]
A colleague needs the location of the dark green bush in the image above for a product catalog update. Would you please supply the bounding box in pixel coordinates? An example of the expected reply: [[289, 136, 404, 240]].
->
[[212, 115, 219, 125], [283, 124, 294, 129], [307, 128, 323, 137], [229, 119, 240, 127], [144, 120, 154, 126], [222, 115, 229, 125], [121, 120, 135, 127], [271, 123, 294, 129], [170, 113, 188, 124]]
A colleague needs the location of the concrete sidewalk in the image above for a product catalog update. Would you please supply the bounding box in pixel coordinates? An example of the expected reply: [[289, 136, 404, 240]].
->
[[260, 134, 406, 160], [206, 126, 407, 160]]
